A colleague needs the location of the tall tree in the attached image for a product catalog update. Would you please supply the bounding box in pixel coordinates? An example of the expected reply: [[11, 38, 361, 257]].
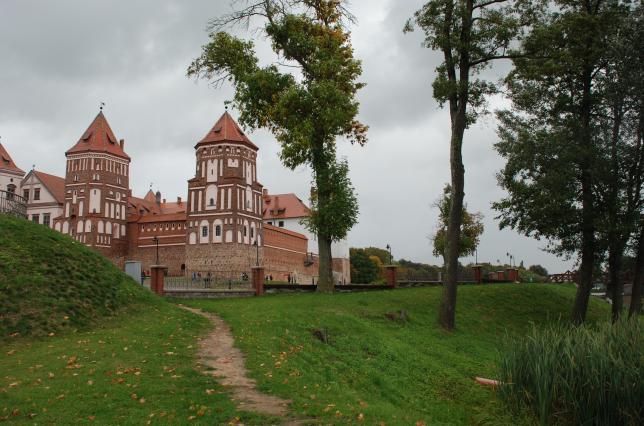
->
[[432, 184, 484, 265], [596, 4, 644, 320], [494, 0, 633, 324], [405, 0, 529, 330], [630, 218, 644, 317], [188, 0, 367, 292]]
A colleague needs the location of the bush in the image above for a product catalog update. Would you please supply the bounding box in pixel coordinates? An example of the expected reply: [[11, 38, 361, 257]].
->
[[498, 319, 643, 425]]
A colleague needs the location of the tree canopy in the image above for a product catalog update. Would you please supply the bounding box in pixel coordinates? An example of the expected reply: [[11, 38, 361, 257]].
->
[[188, 0, 367, 292]]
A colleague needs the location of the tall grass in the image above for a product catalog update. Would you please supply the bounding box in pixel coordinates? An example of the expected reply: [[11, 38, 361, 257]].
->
[[498, 319, 643, 425]]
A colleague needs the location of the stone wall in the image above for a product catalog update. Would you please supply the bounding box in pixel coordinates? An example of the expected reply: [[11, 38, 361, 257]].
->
[[128, 244, 186, 276], [263, 224, 317, 284], [185, 243, 263, 279]]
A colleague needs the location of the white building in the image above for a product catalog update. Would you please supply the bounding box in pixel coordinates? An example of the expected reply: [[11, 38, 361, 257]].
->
[[0, 143, 65, 226], [0, 143, 25, 198], [21, 170, 65, 227], [262, 191, 351, 283]]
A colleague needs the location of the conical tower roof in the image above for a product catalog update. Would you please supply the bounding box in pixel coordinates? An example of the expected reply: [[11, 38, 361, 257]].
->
[[0, 143, 24, 174], [197, 111, 258, 151], [66, 112, 130, 160]]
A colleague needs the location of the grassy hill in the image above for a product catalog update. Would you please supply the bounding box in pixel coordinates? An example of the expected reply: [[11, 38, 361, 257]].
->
[[181, 284, 611, 425], [0, 214, 149, 339]]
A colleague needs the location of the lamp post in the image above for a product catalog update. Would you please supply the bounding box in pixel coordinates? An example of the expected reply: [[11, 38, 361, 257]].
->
[[153, 236, 159, 264], [253, 239, 259, 266], [386, 244, 392, 265]]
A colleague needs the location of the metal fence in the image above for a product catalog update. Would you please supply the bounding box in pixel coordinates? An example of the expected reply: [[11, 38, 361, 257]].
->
[[162, 271, 254, 291], [0, 189, 27, 218]]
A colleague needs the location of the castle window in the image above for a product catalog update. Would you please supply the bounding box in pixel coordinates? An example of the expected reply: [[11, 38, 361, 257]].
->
[[243, 226, 247, 237], [23, 189, 29, 200], [250, 227, 254, 239], [202, 226, 208, 237], [278, 220, 284, 228], [209, 198, 215, 206], [31, 214, 39, 223], [268, 221, 273, 225], [34, 189, 40, 200], [215, 225, 221, 237]]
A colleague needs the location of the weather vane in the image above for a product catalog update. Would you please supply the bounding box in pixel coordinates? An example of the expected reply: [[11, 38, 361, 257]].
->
[[100, 102, 105, 112]]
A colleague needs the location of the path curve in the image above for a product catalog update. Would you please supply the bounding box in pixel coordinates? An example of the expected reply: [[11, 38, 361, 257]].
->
[[180, 305, 292, 418]]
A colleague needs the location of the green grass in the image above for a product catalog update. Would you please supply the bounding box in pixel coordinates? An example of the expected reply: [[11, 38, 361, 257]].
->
[[499, 318, 643, 425], [0, 297, 275, 424], [0, 219, 615, 425], [0, 215, 148, 339], [178, 284, 610, 425]]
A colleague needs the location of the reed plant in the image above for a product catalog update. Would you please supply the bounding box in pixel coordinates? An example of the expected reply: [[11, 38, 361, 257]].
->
[[498, 318, 643, 425]]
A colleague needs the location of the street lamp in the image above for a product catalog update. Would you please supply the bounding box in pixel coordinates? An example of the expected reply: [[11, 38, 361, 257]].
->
[[153, 236, 159, 264], [253, 239, 259, 266], [386, 244, 392, 265]]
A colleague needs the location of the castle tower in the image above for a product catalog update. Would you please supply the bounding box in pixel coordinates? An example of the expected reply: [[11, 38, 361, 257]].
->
[[185, 111, 264, 276], [54, 111, 131, 263]]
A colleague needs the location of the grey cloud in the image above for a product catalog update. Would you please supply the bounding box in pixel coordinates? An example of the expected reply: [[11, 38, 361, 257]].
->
[[0, 0, 574, 273]]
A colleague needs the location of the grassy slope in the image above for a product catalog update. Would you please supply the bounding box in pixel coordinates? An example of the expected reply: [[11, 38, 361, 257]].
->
[[0, 215, 147, 338], [181, 285, 610, 425], [0, 298, 274, 424], [0, 216, 273, 424]]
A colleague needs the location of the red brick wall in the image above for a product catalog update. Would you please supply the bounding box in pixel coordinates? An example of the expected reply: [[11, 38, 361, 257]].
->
[[263, 224, 317, 283]]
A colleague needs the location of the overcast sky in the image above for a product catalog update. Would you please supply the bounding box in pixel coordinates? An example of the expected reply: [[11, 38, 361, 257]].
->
[[0, 0, 575, 273]]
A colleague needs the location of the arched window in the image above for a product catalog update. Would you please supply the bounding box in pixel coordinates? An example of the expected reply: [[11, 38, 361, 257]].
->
[[209, 198, 215, 206], [215, 225, 221, 237], [243, 226, 247, 237]]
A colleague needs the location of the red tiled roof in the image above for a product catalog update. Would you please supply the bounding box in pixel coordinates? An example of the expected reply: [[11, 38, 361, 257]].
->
[[33, 170, 65, 204], [197, 111, 258, 151], [160, 201, 186, 214], [0, 143, 24, 174], [66, 112, 130, 160], [263, 193, 310, 220], [128, 195, 161, 216], [143, 189, 157, 203], [128, 193, 186, 221], [137, 212, 187, 223]]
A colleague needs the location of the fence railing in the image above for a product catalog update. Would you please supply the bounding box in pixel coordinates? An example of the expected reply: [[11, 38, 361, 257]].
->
[[0, 189, 27, 218], [162, 271, 254, 291]]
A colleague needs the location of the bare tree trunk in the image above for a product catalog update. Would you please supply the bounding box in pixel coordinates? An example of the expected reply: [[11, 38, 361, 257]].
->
[[572, 68, 596, 326], [606, 100, 625, 321], [440, 119, 466, 331], [607, 243, 624, 321], [317, 233, 334, 293], [629, 220, 644, 317], [313, 146, 334, 293], [438, 0, 472, 331]]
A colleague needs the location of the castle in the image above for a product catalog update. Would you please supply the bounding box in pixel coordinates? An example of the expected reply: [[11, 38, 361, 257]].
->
[[0, 110, 350, 284]]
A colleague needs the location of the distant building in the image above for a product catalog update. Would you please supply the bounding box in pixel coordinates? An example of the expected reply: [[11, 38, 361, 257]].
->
[[21, 170, 65, 227], [5, 110, 349, 283], [0, 143, 25, 198], [262, 192, 350, 284]]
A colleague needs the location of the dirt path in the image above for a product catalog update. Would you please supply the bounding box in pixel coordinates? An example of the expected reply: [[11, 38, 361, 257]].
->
[[180, 306, 292, 419]]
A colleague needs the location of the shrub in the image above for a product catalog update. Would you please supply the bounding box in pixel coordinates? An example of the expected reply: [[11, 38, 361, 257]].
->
[[498, 319, 643, 425]]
